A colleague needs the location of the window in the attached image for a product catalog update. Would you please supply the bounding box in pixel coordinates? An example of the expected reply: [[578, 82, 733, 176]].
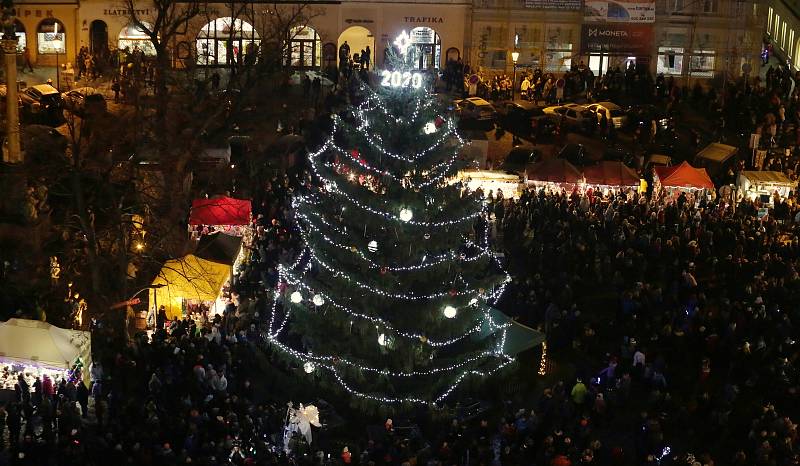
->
[[657, 46, 684, 75], [768, 7, 773, 33], [37, 19, 65, 54], [783, 23, 788, 49], [702, 0, 717, 13], [545, 43, 572, 72], [775, 15, 781, 39], [690, 50, 715, 77], [790, 30, 795, 58], [13, 20, 25, 53], [670, 0, 684, 13], [119, 22, 156, 56], [288, 26, 320, 69], [197, 17, 260, 66]]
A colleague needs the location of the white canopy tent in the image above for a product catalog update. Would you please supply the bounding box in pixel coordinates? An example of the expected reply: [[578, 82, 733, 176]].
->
[[0, 319, 91, 386]]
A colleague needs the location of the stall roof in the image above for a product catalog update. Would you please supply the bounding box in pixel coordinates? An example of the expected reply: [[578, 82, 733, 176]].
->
[[150, 254, 231, 319], [195, 233, 243, 265], [695, 143, 737, 164], [0, 318, 91, 372], [654, 161, 714, 189], [189, 196, 251, 226], [477, 308, 545, 355], [526, 159, 582, 184], [740, 171, 795, 185], [583, 161, 639, 187]]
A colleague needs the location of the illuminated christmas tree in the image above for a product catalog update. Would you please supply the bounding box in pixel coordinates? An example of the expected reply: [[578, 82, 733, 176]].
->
[[266, 42, 515, 410]]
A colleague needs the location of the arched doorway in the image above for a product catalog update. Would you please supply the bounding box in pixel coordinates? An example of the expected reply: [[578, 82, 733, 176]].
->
[[288, 25, 320, 69], [338, 26, 374, 69], [89, 20, 108, 54], [13, 20, 26, 52], [196, 17, 260, 66], [119, 22, 156, 56], [410, 27, 441, 70]]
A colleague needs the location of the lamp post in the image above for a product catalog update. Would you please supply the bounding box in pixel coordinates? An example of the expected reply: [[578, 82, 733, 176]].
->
[[511, 50, 520, 101], [124, 283, 166, 331], [1, 0, 21, 163]]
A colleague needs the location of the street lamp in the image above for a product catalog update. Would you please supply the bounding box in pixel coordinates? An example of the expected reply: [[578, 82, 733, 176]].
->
[[511, 51, 520, 100], [125, 283, 166, 330]]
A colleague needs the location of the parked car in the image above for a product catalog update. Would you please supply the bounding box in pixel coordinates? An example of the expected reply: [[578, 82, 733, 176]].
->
[[625, 104, 670, 132], [500, 144, 541, 175], [557, 143, 587, 167], [496, 100, 557, 140], [20, 84, 63, 125], [586, 101, 627, 129], [62, 87, 107, 116], [454, 97, 497, 130], [543, 103, 593, 132]]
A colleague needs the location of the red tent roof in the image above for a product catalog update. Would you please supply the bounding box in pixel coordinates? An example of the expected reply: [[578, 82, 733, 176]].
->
[[583, 161, 640, 186], [189, 196, 252, 226], [653, 161, 714, 189], [526, 159, 583, 184]]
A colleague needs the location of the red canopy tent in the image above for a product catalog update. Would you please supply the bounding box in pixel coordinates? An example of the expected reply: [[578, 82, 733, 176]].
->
[[653, 161, 714, 190], [189, 197, 252, 236], [583, 161, 639, 187], [526, 159, 583, 184]]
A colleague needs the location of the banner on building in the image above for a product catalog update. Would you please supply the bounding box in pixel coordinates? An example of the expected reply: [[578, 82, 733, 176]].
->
[[580, 23, 654, 55], [584, 0, 655, 22], [525, 0, 581, 10]]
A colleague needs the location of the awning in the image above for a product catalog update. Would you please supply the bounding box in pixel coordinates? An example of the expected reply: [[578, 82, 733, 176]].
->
[[654, 161, 714, 189], [150, 254, 232, 319], [0, 318, 92, 374], [477, 308, 545, 355], [695, 143, 737, 164], [526, 159, 583, 184], [583, 161, 639, 187], [195, 232, 243, 265], [739, 170, 795, 186], [189, 196, 251, 226]]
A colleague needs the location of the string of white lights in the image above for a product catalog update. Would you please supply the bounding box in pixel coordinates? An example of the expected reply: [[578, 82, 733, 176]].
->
[[279, 266, 509, 347], [296, 209, 492, 272]]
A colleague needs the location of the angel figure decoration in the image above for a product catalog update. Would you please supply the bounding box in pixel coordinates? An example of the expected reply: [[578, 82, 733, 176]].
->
[[283, 402, 322, 454]]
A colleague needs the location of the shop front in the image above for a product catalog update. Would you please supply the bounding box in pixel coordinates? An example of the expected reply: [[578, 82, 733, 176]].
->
[[78, 2, 157, 58], [16, 4, 78, 67], [580, 22, 654, 75]]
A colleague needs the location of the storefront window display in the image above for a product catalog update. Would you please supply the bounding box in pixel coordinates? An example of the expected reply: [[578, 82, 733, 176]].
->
[[14, 20, 25, 53], [37, 18, 65, 55], [196, 17, 260, 66], [288, 25, 321, 69], [545, 43, 572, 73], [410, 27, 441, 70], [119, 22, 156, 56], [689, 50, 715, 77], [657, 46, 684, 75]]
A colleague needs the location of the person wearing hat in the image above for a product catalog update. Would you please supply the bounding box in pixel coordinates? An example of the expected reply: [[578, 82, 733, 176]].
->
[[341, 446, 352, 464]]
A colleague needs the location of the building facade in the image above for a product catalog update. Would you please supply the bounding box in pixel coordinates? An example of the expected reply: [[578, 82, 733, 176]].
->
[[764, 0, 800, 69], [470, 0, 763, 79], [10, 0, 761, 79]]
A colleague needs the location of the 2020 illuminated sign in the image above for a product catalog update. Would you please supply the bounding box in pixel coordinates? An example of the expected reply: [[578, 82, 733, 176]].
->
[[380, 70, 424, 89]]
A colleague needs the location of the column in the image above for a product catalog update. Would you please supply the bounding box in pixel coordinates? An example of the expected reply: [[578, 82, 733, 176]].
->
[[1, 36, 21, 163]]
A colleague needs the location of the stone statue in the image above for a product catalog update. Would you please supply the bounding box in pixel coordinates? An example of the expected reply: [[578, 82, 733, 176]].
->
[[1, 0, 15, 42]]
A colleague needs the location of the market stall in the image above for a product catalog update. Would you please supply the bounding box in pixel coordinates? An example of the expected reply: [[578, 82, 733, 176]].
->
[[693, 143, 737, 178], [653, 161, 714, 196], [454, 169, 522, 199], [188, 196, 252, 237], [150, 254, 232, 320], [0, 318, 92, 394], [525, 159, 583, 191], [737, 171, 796, 204], [582, 161, 640, 194]]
